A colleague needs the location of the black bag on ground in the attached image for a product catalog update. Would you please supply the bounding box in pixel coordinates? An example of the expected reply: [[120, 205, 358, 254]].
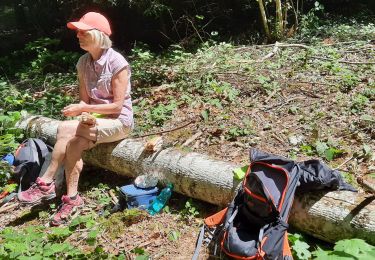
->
[[13, 138, 52, 191]]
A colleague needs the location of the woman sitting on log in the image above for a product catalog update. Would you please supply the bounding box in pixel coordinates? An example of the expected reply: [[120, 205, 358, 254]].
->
[[18, 12, 133, 226]]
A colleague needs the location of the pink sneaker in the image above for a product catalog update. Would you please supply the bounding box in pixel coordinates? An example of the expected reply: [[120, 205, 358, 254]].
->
[[50, 195, 84, 226], [18, 177, 56, 205]]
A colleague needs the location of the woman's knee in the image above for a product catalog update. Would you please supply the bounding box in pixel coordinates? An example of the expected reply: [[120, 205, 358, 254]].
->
[[57, 121, 79, 140], [66, 136, 92, 153]]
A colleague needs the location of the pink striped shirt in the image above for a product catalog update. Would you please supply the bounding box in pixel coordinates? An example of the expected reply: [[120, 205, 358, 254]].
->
[[77, 48, 133, 127]]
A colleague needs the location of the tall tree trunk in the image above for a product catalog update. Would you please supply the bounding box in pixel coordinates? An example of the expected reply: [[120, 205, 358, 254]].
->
[[16, 115, 375, 245], [257, 0, 271, 41], [275, 0, 284, 39]]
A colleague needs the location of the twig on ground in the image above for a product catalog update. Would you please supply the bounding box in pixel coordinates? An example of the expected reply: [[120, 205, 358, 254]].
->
[[311, 56, 375, 64], [271, 133, 285, 145], [264, 88, 279, 103], [132, 118, 198, 139], [257, 41, 280, 62], [238, 42, 312, 50], [109, 190, 119, 204], [341, 46, 374, 53], [0, 203, 19, 214], [334, 156, 354, 171], [181, 131, 203, 147], [356, 176, 375, 195], [262, 96, 304, 111], [288, 80, 337, 87]]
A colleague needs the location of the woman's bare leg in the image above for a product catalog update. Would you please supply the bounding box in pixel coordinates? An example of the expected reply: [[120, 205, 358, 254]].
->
[[40, 121, 80, 183], [64, 120, 98, 197]]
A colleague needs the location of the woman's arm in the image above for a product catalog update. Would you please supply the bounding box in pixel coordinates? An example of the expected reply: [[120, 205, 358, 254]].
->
[[78, 72, 90, 104], [62, 68, 129, 117]]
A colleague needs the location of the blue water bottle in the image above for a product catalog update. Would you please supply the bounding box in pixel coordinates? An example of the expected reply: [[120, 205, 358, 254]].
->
[[147, 183, 173, 215]]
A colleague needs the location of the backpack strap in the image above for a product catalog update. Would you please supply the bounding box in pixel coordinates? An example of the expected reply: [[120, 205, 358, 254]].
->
[[192, 225, 205, 260], [32, 138, 50, 161], [257, 222, 270, 257], [192, 207, 229, 260]]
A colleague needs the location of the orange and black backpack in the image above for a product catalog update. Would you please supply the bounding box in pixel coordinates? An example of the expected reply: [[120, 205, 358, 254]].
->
[[192, 149, 356, 260]]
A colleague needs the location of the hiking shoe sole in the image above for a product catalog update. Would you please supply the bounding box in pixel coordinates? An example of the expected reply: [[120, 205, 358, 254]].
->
[[19, 193, 57, 207]]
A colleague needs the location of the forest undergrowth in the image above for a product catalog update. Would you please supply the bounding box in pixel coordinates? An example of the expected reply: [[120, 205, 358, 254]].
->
[[0, 14, 374, 259]]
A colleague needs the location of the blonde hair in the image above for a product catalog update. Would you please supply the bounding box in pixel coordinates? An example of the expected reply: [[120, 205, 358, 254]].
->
[[87, 29, 112, 49]]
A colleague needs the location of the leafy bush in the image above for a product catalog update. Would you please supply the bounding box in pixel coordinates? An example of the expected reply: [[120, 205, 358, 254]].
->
[[313, 239, 375, 259], [289, 234, 375, 260], [296, 3, 375, 42], [301, 140, 345, 161], [0, 38, 79, 78]]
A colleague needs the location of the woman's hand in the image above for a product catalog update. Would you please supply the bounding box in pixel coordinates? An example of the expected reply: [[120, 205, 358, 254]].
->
[[62, 102, 86, 117]]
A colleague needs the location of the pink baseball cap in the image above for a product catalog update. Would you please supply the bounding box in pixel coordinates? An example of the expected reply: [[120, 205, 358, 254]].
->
[[67, 12, 112, 36]]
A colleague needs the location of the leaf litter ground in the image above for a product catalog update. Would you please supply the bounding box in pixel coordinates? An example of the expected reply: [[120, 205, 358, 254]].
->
[[1, 39, 374, 259]]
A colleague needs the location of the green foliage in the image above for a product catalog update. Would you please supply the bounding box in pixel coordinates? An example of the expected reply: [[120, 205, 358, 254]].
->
[[86, 183, 112, 207], [0, 40, 77, 120], [0, 161, 12, 188], [129, 0, 170, 18], [301, 140, 344, 161], [298, 1, 325, 40], [168, 230, 181, 242], [227, 126, 252, 141], [0, 226, 83, 259], [362, 86, 375, 100], [297, 4, 375, 42], [1, 38, 79, 78], [0, 111, 23, 154], [338, 70, 360, 93], [289, 233, 312, 260], [0, 211, 128, 259], [0, 108, 24, 190], [350, 94, 370, 113], [131, 247, 150, 259], [147, 101, 177, 126], [180, 199, 199, 221], [202, 76, 239, 102], [257, 75, 280, 94], [233, 165, 249, 180], [103, 208, 147, 238], [290, 234, 375, 260], [313, 239, 375, 260]]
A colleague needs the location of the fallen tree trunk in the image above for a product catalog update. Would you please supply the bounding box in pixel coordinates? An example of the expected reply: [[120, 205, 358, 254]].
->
[[17, 115, 375, 244]]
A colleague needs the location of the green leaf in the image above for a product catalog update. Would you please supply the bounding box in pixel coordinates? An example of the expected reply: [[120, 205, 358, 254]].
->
[[201, 109, 209, 121], [168, 230, 181, 241], [135, 255, 150, 260], [363, 144, 373, 160], [292, 240, 311, 260], [88, 229, 99, 240], [43, 243, 69, 256], [334, 238, 374, 255], [48, 227, 72, 239], [288, 233, 302, 244], [312, 247, 331, 260], [316, 141, 329, 156], [233, 165, 249, 180], [360, 114, 374, 122], [324, 147, 343, 161]]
